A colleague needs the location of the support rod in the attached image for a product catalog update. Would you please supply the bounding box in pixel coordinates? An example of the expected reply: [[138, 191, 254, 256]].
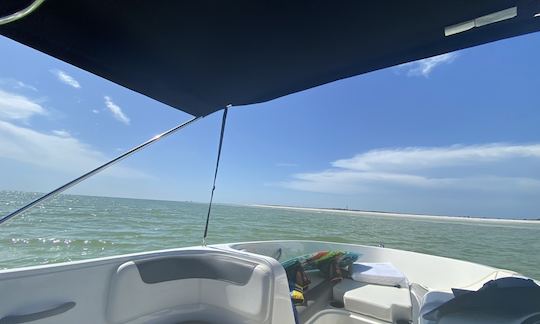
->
[[0, 0, 46, 26], [0, 116, 201, 225], [202, 106, 229, 245]]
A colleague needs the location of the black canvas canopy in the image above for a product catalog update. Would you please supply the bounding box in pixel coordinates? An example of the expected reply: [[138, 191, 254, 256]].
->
[[1, 0, 540, 117]]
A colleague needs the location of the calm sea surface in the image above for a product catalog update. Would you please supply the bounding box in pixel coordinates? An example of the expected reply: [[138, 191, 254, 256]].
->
[[1, 191, 539, 279]]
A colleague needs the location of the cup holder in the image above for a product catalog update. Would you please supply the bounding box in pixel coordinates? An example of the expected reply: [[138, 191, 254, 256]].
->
[[330, 300, 344, 308]]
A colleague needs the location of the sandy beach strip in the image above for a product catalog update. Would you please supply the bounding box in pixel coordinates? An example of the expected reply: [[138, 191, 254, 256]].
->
[[250, 204, 540, 225]]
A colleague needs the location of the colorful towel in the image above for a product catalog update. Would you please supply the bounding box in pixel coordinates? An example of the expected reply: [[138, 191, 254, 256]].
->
[[282, 250, 359, 284]]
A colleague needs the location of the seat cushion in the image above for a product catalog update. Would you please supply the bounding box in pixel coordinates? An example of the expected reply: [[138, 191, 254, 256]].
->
[[334, 279, 412, 322], [351, 262, 409, 288]]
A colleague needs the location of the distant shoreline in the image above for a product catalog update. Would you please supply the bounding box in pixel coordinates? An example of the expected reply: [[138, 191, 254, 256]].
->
[[250, 204, 540, 225], [3, 190, 538, 224]]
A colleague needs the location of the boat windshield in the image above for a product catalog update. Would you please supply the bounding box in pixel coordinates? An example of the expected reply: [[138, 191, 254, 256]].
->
[[0, 31, 539, 279]]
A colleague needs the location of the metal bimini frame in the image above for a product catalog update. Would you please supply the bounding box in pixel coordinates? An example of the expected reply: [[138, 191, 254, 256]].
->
[[0, 0, 46, 26]]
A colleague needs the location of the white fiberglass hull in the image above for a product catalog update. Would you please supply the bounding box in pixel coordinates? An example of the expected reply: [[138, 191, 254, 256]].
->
[[0, 241, 536, 324]]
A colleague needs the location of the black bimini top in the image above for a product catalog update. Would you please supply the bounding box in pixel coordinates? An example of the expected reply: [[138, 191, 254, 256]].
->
[[1, 1, 540, 117]]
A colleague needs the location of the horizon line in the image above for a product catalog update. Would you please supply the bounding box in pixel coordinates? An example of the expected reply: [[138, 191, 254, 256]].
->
[[1, 189, 539, 222]]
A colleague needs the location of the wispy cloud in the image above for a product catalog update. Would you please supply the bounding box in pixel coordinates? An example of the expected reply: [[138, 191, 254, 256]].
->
[[0, 90, 147, 179], [399, 52, 458, 77], [92, 109, 99, 114], [0, 89, 46, 121], [53, 70, 81, 88], [52, 130, 71, 137], [332, 144, 540, 172], [104, 96, 130, 125], [0, 120, 148, 178], [0, 79, 38, 92], [280, 143, 540, 195], [15, 81, 38, 91]]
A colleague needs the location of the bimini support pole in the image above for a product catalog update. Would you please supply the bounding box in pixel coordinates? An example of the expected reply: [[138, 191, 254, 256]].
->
[[0, 116, 201, 225], [202, 105, 229, 246], [0, 0, 46, 26]]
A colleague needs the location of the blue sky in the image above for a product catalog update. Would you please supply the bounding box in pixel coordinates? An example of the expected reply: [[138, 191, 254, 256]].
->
[[0, 32, 539, 219]]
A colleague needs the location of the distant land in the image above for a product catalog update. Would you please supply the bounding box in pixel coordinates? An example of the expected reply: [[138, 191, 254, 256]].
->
[[2, 190, 538, 224], [251, 204, 540, 225]]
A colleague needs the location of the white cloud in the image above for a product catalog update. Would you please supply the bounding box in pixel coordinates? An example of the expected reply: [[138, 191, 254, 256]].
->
[[0, 120, 148, 179], [0, 90, 146, 179], [16, 81, 38, 91], [284, 170, 436, 194], [280, 143, 540, 195], [0, 89, 46, 121], [332, 144, 540, 172], [92, 109, 99, 114], [104, 96, 130, 125], [0, 79, 38, 91], [400, 53, 458, 77], [53, 70, 81, 88], [52, 130, 71, 137]]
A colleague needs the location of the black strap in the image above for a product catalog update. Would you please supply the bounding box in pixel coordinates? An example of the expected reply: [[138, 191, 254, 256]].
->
[[203, 107, 228, 245]]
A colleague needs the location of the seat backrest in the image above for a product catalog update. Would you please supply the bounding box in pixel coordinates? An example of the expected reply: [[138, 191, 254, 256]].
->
[[107, 252, 273, 324], [135, 254, 257, 284]]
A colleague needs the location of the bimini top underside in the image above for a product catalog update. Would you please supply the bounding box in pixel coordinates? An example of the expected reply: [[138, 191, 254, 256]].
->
[[1, 0, 540, 117]]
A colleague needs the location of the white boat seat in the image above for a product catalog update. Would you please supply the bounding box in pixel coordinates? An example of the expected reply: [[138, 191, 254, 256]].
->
[[107, 252, 273, 324], [333, 279, 412, 323], [351, 262, 409, 288]]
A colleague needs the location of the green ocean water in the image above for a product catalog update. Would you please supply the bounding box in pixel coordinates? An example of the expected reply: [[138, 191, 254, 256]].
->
[[0, 191, 539, 279]]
